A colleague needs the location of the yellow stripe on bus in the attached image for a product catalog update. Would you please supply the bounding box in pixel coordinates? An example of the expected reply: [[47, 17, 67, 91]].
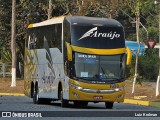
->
[[71, 45, 126, 55], [28, 24, 33, 28]]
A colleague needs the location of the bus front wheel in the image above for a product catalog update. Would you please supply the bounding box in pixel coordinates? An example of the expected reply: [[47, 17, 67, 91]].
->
[[74, 101, 88, 107], [59, 87, 68, 107], [105, 102, 114, 109]]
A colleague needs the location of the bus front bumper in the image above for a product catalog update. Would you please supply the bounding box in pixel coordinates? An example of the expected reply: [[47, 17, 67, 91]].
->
[[69, 83, 125, 102]]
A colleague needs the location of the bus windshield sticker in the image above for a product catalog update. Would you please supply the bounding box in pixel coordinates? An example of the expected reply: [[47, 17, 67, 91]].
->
[[85, 58, 96, 64], [78, 54, 96, 59], [80, 72, 88, 77]]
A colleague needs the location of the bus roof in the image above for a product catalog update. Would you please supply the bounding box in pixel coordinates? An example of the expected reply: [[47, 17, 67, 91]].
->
[[65, 16, 122, 27], [28, 16, 65, 28], [28, 16, 122, 28]]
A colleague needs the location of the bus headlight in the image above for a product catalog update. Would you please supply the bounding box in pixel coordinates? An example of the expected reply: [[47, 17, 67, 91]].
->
[[69, 83, 83, 90], [115, 86, 125, 92]]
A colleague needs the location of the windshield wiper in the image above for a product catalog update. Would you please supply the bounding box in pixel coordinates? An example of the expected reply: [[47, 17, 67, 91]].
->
[[100, 66, 107, 79], [75, 77, 97, 80], [101, 77, 120, 81]]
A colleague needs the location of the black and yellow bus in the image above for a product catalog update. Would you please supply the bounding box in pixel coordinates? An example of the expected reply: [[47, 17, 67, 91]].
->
[[24, 16, 132, 108]]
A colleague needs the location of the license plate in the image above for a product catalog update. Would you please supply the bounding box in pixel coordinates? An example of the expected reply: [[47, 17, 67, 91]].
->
[[93, 96, 103, 100]]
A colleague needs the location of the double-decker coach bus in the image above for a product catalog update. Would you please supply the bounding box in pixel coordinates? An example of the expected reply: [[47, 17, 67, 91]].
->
[[24, 16, 132, 108]]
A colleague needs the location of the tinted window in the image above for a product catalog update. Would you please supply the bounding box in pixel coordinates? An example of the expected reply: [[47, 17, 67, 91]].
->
[[71, 25, 125, 49], [27, 24, 62, 51], [63, 20, 71, 43]]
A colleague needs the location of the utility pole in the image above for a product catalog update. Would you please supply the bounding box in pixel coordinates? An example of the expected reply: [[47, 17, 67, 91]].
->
[[11, 0, 16, 87], [132, 1, 140, 94], [154, 1, 160, 97]]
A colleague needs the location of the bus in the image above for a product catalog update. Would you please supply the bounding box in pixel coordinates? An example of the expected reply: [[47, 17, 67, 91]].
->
[[24, 16, 132, 108]]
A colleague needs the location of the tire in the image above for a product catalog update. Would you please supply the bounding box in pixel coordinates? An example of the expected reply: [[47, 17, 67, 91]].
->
[[105, 102, 114, 109], [74, 101, 88, 107], [43, 99, 51, 104], [31, 83, 34, 98], [73, 101, 79, 107], [33, 85, 42, 104], [82, 101, 88, 107], [60, 90, 68, 108]]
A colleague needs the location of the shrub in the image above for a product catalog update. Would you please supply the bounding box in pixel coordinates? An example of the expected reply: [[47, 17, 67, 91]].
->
[[126, 49, 160, 82]]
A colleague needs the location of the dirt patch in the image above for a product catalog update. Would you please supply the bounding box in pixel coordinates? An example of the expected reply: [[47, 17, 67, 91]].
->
[[0, 78, 159, 101], [125, 80, 160, 101], [0, 78, 24, 94]]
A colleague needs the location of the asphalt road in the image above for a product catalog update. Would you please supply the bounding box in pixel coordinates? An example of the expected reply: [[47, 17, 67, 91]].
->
[[0, 96, 160, 120]]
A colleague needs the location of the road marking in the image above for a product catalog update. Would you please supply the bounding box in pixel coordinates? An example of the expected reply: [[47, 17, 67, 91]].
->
[[0, 93, 25, 96]]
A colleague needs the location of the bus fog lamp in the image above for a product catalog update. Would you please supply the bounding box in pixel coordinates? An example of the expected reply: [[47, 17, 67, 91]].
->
[[116, 94, 122, 99], [73, 92, 80, 98]]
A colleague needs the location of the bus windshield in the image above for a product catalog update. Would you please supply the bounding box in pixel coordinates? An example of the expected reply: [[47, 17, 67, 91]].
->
[[73, 52, 126, 82]]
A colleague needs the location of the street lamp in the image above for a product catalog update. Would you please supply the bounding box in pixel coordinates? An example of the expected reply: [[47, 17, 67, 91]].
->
[[154, 1, 160, 97]]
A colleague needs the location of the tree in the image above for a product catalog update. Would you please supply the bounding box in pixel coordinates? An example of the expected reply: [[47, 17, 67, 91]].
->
[[124, 0, 160, 97], [124, 0, 142, 95], [0, 0, 12, 49], [132, 0, 141, 95], [139, 49, 159, 81], [48, 0, 53, 19], [11, 0, 16, 87], [77, 0, 127, 18], [15, 0, 48, 77]]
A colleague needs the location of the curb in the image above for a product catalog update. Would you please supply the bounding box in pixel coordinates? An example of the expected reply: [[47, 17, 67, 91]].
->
[[149, 101, 160, 108], [124, 99, 160, 108], [0, 93, 25, 96]]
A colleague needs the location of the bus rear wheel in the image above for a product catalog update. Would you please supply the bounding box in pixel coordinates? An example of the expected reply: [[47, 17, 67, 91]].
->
[[33, 85, 42, 104], [105, 102, 114, 109]]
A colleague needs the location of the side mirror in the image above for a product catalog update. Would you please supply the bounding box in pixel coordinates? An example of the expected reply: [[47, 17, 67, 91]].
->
[[65, 42, 72, 61], [126, 46, 132, 65]]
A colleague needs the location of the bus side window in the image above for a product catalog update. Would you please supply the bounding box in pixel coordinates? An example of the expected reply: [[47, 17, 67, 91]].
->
[[28, 28, 42, 50], [28, 33, 37, 50], [47, 24, 62, 52]]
